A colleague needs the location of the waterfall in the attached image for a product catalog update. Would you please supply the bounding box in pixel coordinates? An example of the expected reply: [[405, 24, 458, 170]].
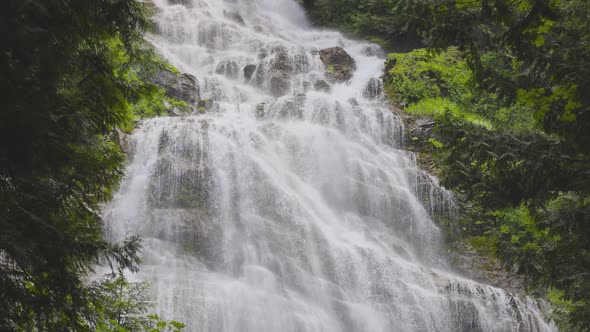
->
[[103, 0, 556, 330]]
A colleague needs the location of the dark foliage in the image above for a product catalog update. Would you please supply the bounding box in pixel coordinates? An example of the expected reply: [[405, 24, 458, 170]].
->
[[0, 0, 163, 330]]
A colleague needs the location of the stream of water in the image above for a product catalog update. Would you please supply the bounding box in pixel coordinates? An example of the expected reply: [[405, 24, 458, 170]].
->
[[103, 0, 556, 330]]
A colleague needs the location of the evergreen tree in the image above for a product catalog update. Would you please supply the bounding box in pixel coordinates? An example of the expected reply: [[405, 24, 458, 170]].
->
[[0, 0, 166, 329]]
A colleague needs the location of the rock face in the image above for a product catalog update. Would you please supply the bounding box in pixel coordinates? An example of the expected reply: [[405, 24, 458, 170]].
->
[[223, 10, 245, 25], [361, 45, 386, 58], [110, 128, 129, 151], [401, 113, 527, 295], [168, 0, 192, 7], [197, 99, 214, 114], [268, 47, 292, 97], [450, 240, 525, 294], [151, 69, 199, 105], [313, 79, 331, 92], [269, 71, 290, 97], [150, 68, 200, 116], [243, 64, 256, 81], [319, 47, 356, 82], [215, 60, 239, 79], [363, 77, 383, 99]]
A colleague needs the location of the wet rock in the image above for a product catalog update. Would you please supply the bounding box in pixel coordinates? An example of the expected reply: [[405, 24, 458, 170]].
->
[[150, 68, 199, 115], [164, 100, 193, 116], [363, 77, 383, 99], [270, 46, 293, 73], [268, 94, 305, 119], [197, 21, 241, 49], [268, 47, 293, 97], [449, 240, 526, 294], [215, 60, 239, 79], [168, 0, 193, 7], [269, 71, 290, 97], [110, 128, 128, 151], [361, 45, 386, 58], [319, 47, 356, 82], [255, 103, 266, 118], [347, 98, 359, 106], [292, 48, 311, 73], [223, 10, 245, 25], [243, 64, 256, 81], [151, 69, 199, 104], [313, 79, 331, 92], [197, 99, 213, 114], [258, 48, 268, 59]]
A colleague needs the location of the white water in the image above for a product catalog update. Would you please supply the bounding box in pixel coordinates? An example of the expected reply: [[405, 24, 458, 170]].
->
[[103, 0, 556, 330]]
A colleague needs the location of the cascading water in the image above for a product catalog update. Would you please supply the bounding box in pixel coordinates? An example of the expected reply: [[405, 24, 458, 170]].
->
[[103, 0, 556, 330]]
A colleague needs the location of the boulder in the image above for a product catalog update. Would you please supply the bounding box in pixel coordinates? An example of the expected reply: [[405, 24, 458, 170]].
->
[[313, 79, 331, 92], [243, 64, 256, 81], [270, 47, 293, 73], [223, 10, 245, 25], [163, 100, 193, 116], [268, 94, 306, 119], [267, 47, 293, 97], [361, 45, 386, 58], [347, 98, 359, 106], [149, 68, 201, 116], [215, 60, 239, 79], [197, 99, 213, 114], [150, 69, 199, 106], [363, 77, 383, 99], [255, 103, 266, 118], [269, 71, 290, 97], [319, 47, 356, 82]]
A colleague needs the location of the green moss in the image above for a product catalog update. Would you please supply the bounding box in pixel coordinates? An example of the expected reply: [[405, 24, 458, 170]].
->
[[130, 87, 168, 119], [385, 48, 470, 103], [383, 47, 530, 131], [166, 98, 188, 108]]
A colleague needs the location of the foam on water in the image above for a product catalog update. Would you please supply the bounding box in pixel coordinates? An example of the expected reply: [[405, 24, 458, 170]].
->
[[103, 0, 556, 330]]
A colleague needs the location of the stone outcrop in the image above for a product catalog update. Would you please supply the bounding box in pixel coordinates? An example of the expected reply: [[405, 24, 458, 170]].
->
[[400, 110, 527, 295], [151, 69, 199, 104], [269, 71, 290, 97], [363, 77, 383, 99], [319, 47, 356, 82], [268, 46, 292, 97], [223, 10, 246, 25], [215, 60, 239, 79], [313, 79, 331, 92], [150, 68, 200, 116], [243, 64, 256, 81], [361, 45, 386, 58], [197, 99, 213, 114], [449, 240, 525, 294]]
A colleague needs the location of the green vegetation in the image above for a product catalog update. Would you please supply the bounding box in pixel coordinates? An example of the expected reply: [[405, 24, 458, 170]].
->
[[0, 0, 183, 330], [303, 0, 590, 329], [298, 0, 423, 50], [92, 270, 185, 332], [385, 45, 590, 332]]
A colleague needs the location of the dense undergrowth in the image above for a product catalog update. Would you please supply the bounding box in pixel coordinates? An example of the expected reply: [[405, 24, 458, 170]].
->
[[303, 0, 590, 330], [386, 51, 590, 328]]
